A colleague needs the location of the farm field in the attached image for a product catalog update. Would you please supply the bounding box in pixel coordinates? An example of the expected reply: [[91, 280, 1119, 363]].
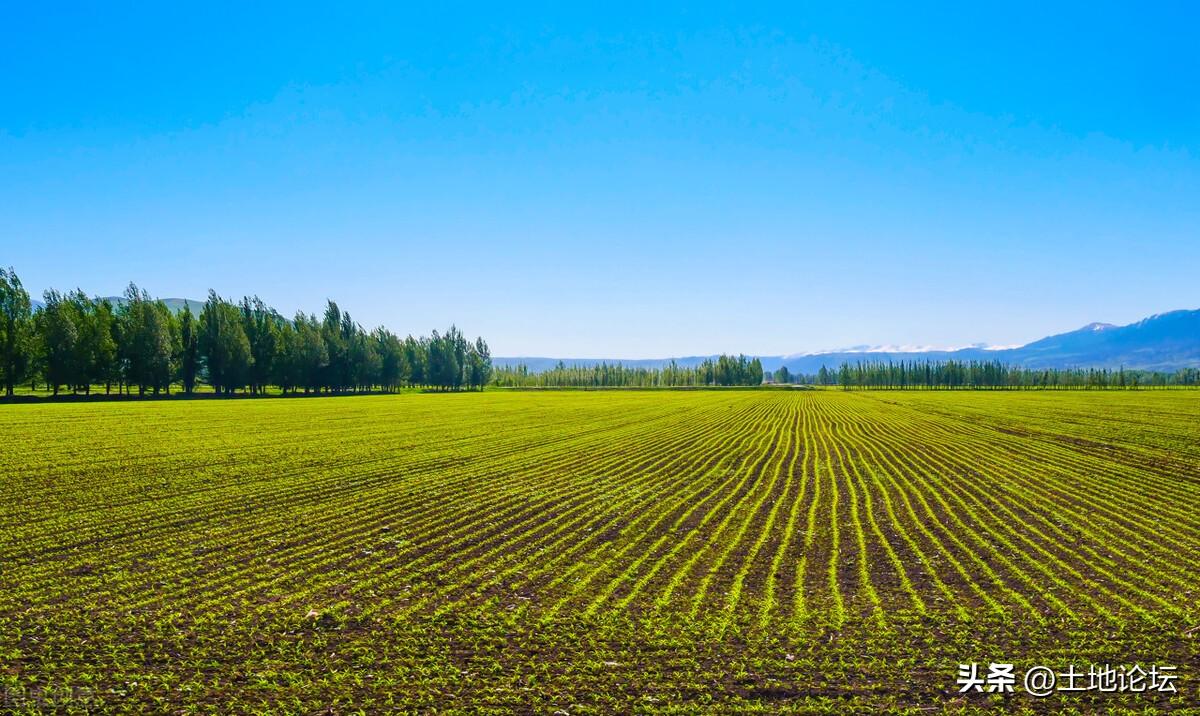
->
[[1, 390, 1199, 713]]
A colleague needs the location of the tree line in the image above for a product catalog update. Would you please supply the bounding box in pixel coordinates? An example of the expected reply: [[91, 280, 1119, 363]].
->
[[493, 354, 765, 388], [0, 267, 491, 397], [817, 359, 1199, 389]]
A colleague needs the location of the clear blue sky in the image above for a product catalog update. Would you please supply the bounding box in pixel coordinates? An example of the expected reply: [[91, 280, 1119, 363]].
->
[[2, 3, 1197, 357]]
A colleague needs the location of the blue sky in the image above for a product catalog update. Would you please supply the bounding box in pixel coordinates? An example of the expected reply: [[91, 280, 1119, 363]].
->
[[2, 3, 1197, 357]]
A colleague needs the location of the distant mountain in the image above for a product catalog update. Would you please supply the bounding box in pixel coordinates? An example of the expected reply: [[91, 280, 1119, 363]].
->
[[1003, 310, 1200, 371], [95, 296, 205, 315], [495, 308, 1200, 374], [149, 298, 205, 314], [496, 355, 719, 373], [30, 296, 204, 314]]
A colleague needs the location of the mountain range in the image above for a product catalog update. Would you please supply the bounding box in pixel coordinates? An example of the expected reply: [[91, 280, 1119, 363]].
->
[[496, 309, 1200, 373], [26, 297, 1199, 372]]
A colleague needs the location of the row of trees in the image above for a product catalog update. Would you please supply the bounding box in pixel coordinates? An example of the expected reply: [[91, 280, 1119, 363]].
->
[[493, 354, 765, 388], [486, 357, 1199, 390], [825, 359, 1200, 389], [0, 267, 492, 397], [7, 267, 1196, 397]]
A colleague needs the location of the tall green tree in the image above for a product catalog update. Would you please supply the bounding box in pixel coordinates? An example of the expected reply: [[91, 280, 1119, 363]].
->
[[404, 336, 426, 387], [90, 298, 120, 394], [374, 328, 408, 392], [273, 319, 300, 394], [0, 268, 34, 397], [118, 285, 176, 395], [427, 329, 461, 390], [321, 301, 348, 392], [199, 291, 251, 395], [467, 336, 492, 390], [348, 328, 380, 392], [448, 325, 468, 390], [36, 290, 80, 395], [295, 313, 328, 393], [241, 297, 278, 395], [179, 306, 199, 394]]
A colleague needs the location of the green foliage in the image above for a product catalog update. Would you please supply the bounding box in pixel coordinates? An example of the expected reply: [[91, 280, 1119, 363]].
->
[[179, 306, 198, 394], [34, 289, 79, 395], [0, 267, 34, 396], [86, 296, 120, 392], [199, 289, 250, 394], [825, 358, 1200, 389], [0, 268, 493, 397]]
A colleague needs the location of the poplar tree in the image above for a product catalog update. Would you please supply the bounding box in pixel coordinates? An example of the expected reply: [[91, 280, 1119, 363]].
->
[[179, 306, 198, 394], [0, 268, 33, 396]]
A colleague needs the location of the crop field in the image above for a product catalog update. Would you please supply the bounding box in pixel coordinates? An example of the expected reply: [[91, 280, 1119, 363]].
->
[[1, 390, 1198, 713]]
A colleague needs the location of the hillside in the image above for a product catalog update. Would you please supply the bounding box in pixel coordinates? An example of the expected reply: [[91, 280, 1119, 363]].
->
[[30, 296, 205, 314], [496, 308, 1200, 373]]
